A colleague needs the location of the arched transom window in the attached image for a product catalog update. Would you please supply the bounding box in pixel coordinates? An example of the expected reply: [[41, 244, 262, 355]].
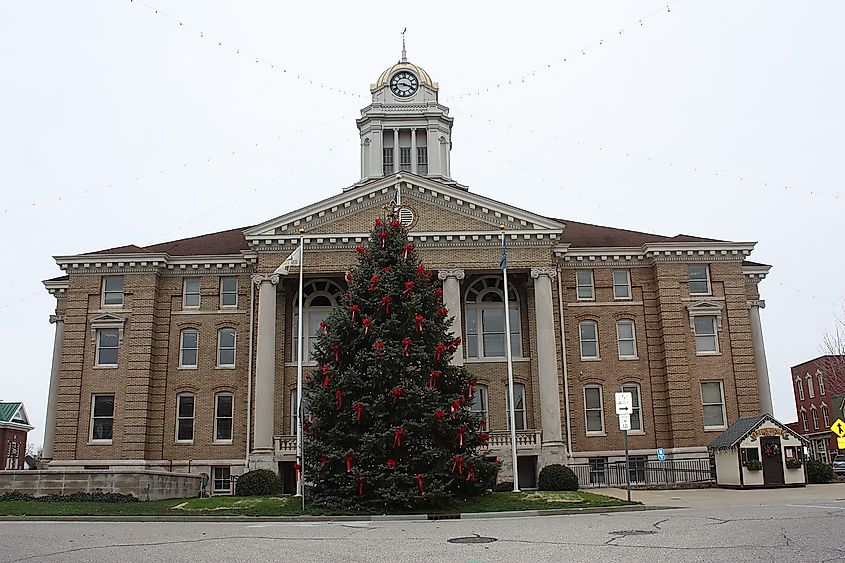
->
[[465, 276, 522, 359], [292, 279, 344, 362]]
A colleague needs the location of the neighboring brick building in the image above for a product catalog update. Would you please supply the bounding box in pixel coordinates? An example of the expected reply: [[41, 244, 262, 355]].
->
[[40, 55, 774, 491], [1, 402, 33, 470], [789, 355, 845, 463]]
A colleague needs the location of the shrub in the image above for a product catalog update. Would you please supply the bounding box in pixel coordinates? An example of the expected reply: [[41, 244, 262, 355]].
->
[[235, 469, 282, 496], [493, 481, 514, 492], [0, 491, 138, 503], [807, 459, 833, 484], [538, 464, 579, 491]]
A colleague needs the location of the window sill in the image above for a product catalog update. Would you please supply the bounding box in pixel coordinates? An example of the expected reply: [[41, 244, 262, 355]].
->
[[216, 365, 237, 370], [619, 356, 639, 361], [580, 357, 601, 362], [464, 357, 530, 364], [175, 440, 194, 445], [695, 351, 721, 357], [586, 432, 607, 437], [626, 431, 646, 436], [576, 298, 596, 302], [178, 366, 198, 370], [88, 440, 113, 446], [213, 440, 234, 445], [94, 365, 119, 369], [613, 297, 632, 301], [704, 426, 727, 432]]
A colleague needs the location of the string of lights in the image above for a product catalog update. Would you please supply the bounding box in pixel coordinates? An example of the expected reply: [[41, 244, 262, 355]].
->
[[461, 112, 842, 203], [2, 115, 346, 215], [129, 1, 367, 100], [772, 281, 843, 308], [445, 0, 684, 101]]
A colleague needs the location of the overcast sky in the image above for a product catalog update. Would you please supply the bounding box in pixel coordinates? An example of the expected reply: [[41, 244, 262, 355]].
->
[[2, 1, 843, 449]]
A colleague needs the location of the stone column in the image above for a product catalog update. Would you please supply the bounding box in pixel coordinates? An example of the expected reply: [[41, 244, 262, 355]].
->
[[393, 128, 400, 173], [42, 314, 65, 462], [531, 268, 565, 446], [748, 299, 773, 415], [410, 129, 418, 174], [438, 269, 465, 366], [251, 273, 279, 468]]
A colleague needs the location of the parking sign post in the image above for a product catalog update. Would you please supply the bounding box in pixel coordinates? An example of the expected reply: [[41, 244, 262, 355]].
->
[[616, 392, 633, 504]]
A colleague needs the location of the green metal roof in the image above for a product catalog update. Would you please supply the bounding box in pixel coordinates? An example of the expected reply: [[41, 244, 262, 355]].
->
[[0, 402, 23, 423]]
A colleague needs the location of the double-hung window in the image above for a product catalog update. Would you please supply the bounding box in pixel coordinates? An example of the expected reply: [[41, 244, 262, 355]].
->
[[183, 278, 201, 309], [179, 329, 198, 368], [212, 467, 232, 494], [811, 406, 819, 430], [701, 381, 726, 430], [220, 277, 238, 308], [176, 393, 195, 442], [796, 378, 805, 401], [95, 328, 120, 366], [818, 371, 825, 395], [214, 393, 233, 442], [465, 277, 522, 359], [417, 147, 428, 174], [807, 374, 815, 399], [579, 320, 599, 359], [801, 409, 809, 432], [505, 383, 526, 431], [471, 385, 489, 431], [693, 316, 718, 354], [612, 270, 631, 300], [382, 147, 394, 176], [90, 394, 115, 442], [822, 404, 830, 427], [399, 147, 412, 172], [688, 264, 711, 295], [217, 328, 236, 367], [622, 383, 642, 432], [584, 385, 604, 434], [616, 320, 637, 359], [576, 270, 594, 300], [102, 276, 124, 307]]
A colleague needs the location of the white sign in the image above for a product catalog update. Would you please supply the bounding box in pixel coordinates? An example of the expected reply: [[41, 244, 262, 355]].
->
[[619, 413, 631, 431], [615, 392, 633, 415]]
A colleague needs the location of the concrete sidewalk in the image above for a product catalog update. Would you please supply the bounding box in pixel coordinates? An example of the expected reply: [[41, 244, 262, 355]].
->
[[599, 483, 845, 508]]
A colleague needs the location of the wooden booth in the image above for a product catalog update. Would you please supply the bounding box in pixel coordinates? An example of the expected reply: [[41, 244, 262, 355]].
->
[[709, 413, 808, 489]]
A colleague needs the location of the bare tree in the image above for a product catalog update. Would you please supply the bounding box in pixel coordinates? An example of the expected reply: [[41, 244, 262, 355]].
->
[[818, 307, 845, 396]]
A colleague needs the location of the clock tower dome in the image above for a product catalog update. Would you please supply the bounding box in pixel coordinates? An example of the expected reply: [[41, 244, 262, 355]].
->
[[356, 42, 454, 182]]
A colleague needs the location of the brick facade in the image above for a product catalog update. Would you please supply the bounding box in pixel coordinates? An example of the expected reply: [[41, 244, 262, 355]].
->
[[789, 356, 845, 464]]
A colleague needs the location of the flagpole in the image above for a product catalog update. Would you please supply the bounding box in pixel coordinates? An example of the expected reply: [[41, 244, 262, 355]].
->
[[295, 228, 305, 510], [500, 225, 520, 493]]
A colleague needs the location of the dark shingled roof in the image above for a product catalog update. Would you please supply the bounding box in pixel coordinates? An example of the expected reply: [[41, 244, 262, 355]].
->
[[84, 227, 251, 257], [708, 414, 807, 449], [553, 218, 722, 247]]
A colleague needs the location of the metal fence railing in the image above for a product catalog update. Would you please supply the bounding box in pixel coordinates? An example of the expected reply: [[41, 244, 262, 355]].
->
[[569, 457, 715, 488]]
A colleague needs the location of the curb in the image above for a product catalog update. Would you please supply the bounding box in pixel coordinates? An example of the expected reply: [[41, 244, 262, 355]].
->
[[0, 503, 673, 523]]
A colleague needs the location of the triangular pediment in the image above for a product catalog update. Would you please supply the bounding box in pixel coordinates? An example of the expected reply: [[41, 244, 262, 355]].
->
[[244, 174, 564, 240]]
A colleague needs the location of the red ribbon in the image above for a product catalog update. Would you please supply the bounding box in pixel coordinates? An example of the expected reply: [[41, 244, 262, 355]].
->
[[455, 426, 467, 447], [415, 473, 424, 495], [369, 274, 379, 293], [429, 370, 442, 390], [356, 477, 365, 496], [434, 409, 445, 420], [403, 243, 414, 259], [437, 307, 449, 316], [330, 343, 340, 362], [435, 344, 446, 361], [402, 337, 412, 356], [382, 296, 392, 315], [345, 454, 353, 473], [449, 337, 462, 349], [374, 341, 385, 356], [356, 245, 366, 255], [403, 281, 415, 296], [392, 388, 404, 405], [320, 321, 329, 336], [380, 230, 388, 247], [375, 218, 383, 228], [321, 364, 331, 387], [451, 399, 461, 416], [393, 427, 405, 447], [416, 263, 427, 277], [354, 402, 363, 422], [335, 390, 343, 410], [466, 467, 476, 482], [390, 220, 400, 229], [386, 458, 397, 469], [435, 288, 443, 300], [294, 463, 301, 480], [468, 379, 476, 398], [345, 271, 353, 283], [415, 314, 425, 332], [363, 317, 372, 334], [351, 304, 360, 321], [479, 433, 489, 445], [452, 455, 464, 475]]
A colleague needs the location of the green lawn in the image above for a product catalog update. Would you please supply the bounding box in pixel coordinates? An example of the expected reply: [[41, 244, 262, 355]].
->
[[0, 491, 631, 517]]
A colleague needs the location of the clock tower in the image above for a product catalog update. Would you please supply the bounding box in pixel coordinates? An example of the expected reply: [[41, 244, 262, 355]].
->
[[356, 44, 454, 183]]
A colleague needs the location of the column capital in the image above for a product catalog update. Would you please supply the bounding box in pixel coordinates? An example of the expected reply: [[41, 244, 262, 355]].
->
[[49, 314, 65, 324], [437, 269, 465, 281], [252, 273, 280, 287], [530, 267, 557, 280], [747, 299, 766, 310]]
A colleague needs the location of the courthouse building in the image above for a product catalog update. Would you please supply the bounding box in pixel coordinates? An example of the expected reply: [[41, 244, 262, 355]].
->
[[41, 54, 774, 492]]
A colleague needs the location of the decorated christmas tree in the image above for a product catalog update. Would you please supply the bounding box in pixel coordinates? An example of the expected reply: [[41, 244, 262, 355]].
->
[[303, 212, 498, 511]]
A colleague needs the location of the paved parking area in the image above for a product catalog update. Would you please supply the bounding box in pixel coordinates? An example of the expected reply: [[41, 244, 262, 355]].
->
[[599, 483, 845, 508]]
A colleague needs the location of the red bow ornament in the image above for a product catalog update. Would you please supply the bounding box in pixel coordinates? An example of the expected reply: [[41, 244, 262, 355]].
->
[[449, 337, 462, 350], [321, 364, 331, 388], [402, 337, 412, 356], [350, 304, 360, 321], [452, 455, 464, 475], [468, 378, 476, 398], [393, 427, 405, 448], [320, 321, 329, 336], [434, 409, 446, 421], [386, 458, 397, 469], [416, 263, 427, 277], [403, 281, 415, 296], [391, 387, 404, 405], [466, 467, 476, 482], [345, 271, 353, 283], [330, 342, 340, 362], [437, 307, 449, 316], [369, 274, 379, 293], [379, 230, 388, 248], [354, 402, 363, 422], [455, 426, 467, 447], [374, 340, 385, 356], [345, 454, 354, 473], [415, 473, 425, 495], [374, 218, 383, 228], [434, 288, 443, 300], [390, 220, 400, 229], [415, 314, 425, 332], [479, 432, 490, 445], [428, 370, 442, 390], [382, 296, 392, 315], [335, 390, 343, 410], [403, 243, 414, 259], [451, 399, 462, 416], [355, 245, 366, 255], [435, 344, 446, 361], [362, 317, 372, 334], [355, 477, 365, 496]]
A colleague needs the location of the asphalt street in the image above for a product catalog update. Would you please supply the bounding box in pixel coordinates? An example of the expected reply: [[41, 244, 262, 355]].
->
[[2, 497, 845, 563]]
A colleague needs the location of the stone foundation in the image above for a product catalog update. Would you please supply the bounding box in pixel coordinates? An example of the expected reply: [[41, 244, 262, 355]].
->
[[0, 469, 202, 501]]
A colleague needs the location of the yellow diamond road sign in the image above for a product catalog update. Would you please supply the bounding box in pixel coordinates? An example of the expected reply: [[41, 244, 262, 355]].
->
[[831, 418, 845, 438]]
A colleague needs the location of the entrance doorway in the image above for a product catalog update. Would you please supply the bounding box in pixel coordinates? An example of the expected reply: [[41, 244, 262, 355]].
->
[[760, 436, 785, 486], [279, 461, 296, 494]]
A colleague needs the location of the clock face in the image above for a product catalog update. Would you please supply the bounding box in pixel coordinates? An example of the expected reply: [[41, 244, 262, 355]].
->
[[389, 71, 419, 98]]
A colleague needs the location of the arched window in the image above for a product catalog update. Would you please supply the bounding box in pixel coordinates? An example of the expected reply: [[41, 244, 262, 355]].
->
[[807, 373, 815, 399], [176, 393, 195, 443], [217, 328, 236, 367], [822, 403, 830, 428], [292, 279, 344, 362], [465, 277, 522, 359], [800, 409, 809, 432], [505, 383, 526, 431], [818, 371, 825, 395], [796, 378, 804, 401], [579, 320, 599, 359], [584, 384, 604, 435], [471, 384, 489, 431], [811, 405, 819, 430], [179, 329, 198, 368], [214, 393, 233, 443]]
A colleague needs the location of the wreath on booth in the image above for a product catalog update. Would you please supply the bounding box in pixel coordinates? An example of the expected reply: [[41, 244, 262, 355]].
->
[[762, 444, 780, 458]]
